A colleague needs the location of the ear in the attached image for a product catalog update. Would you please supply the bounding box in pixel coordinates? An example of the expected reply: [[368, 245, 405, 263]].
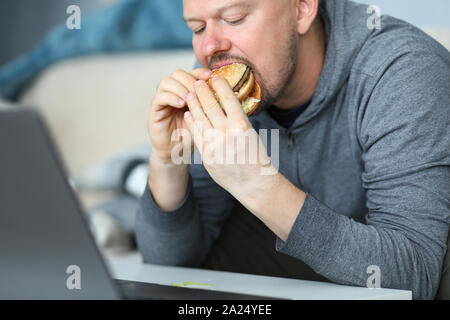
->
[[295, 0, 320, 35]]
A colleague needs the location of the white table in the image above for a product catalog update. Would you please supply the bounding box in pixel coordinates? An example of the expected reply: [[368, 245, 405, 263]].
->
[[105, 254, 412, 300]]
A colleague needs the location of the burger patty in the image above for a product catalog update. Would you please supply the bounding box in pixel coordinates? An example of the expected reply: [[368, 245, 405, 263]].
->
[[233, 67, 251, 92]]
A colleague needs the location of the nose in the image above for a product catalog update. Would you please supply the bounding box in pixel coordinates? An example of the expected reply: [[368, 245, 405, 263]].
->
[[200, 23, 232, 58]]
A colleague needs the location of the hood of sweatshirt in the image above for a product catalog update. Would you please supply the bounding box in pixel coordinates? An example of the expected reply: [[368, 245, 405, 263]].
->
[[253, 0, 375, 131]]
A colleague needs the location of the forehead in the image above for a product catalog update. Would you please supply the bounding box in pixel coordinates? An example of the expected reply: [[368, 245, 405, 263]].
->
[[183, 0, 255, 18]]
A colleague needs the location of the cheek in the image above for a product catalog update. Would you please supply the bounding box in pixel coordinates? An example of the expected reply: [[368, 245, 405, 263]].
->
[[239, 23, 283, 74], [237, 23, 262, 57], [193, 39, 208, 68]]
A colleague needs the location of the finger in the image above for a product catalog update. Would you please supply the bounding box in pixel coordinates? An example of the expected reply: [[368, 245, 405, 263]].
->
[[185, 91, 213, 131], [172, 69, 199, 93], [152, 92, 186, 112], [183, 110, 204, 152], [209, 75, 246, 120], [158, 77, 190, 105], [194, 80, 227, 129], [191, 68, 212, 81]]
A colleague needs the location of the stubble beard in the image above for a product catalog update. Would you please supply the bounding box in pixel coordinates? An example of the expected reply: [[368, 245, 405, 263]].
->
[[255, 27, 299, 114]]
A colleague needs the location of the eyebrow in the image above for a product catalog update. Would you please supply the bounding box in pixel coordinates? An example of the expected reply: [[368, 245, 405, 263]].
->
[[183, 2, 251, 23]]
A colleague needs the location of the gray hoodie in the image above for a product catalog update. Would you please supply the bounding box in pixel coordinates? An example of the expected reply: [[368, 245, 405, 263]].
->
[[135, 0, 450, 299]]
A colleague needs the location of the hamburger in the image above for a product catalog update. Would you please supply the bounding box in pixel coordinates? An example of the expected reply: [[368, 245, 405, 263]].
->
[[208, 63, 261, 116]]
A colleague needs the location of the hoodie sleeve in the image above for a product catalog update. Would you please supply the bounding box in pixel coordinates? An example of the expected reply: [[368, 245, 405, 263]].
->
[[135, 150, 235, 267], [275, 49, 450, 300]]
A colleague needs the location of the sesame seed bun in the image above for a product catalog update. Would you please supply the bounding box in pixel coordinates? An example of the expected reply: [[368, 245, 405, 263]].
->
[[208, 63, 261, 115]]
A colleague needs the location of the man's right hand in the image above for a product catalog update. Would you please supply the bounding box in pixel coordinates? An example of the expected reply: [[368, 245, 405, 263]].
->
[[149, 68, 212, 162], [147, 68, 211, 211]]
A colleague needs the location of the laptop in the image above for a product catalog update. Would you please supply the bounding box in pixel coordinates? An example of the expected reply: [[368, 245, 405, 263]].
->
[[0, 106, 274, 300]]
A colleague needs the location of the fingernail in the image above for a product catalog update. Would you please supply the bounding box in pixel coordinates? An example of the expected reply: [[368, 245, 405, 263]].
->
[[178, 99, 185, 106], [195, 80, 204, 87], [211, 75, 220, 82], [203, 70, 212, 78], [184, 111, 191, 119], [186, 92, 195, 101]]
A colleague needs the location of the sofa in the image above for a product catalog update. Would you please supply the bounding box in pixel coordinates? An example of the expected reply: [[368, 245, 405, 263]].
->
[[15, 28, 450, 298]]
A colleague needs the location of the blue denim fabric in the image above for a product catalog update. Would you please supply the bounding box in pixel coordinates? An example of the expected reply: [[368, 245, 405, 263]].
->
[[0, 0, 192, 101]]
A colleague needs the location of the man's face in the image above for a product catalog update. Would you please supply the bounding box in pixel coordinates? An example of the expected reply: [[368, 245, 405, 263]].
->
[[183, 0, 299, 112]]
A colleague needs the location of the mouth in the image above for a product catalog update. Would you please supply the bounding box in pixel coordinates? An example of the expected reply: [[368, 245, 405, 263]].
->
[[210, 60, 243, 70]]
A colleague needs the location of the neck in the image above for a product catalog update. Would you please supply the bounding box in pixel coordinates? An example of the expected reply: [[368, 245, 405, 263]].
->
[[273, 17, 326, 110]]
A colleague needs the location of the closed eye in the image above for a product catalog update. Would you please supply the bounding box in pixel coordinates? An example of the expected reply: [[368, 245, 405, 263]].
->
[[226, 17, 245, 25], [193, 17, 246, 35], [194, 26, 206, 35]]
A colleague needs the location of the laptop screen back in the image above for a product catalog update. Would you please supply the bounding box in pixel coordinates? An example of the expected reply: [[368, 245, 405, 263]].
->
[[0, 108, 120, 299]]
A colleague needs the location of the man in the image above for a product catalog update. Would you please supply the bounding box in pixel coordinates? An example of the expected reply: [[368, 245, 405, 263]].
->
[[135, 0, 450, 300]]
